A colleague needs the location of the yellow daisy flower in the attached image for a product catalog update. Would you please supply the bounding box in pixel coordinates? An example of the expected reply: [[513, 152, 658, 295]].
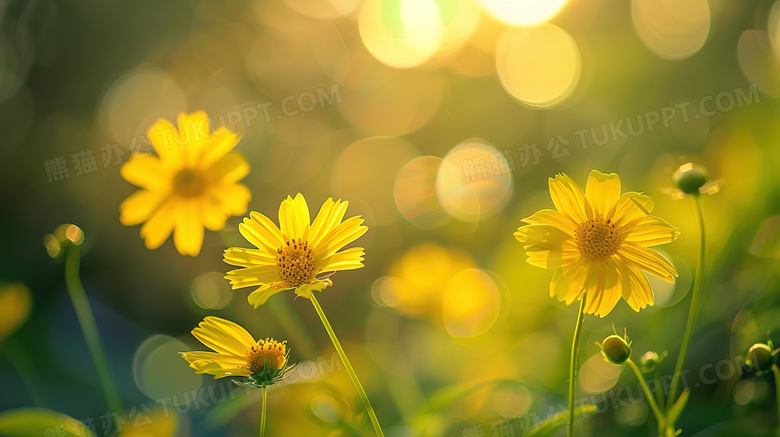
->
[[514, 170, 680, 317], [180, 316, 291, 383], [224, 193, 368, 307], [119, 112, 251, 256]]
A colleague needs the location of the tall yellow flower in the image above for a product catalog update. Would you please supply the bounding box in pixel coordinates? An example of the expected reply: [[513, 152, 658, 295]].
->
[[514, 170, 679, 317], [119, 112, 251, 256], [224, 193, 367, 307], [180, 317, 292, 383]]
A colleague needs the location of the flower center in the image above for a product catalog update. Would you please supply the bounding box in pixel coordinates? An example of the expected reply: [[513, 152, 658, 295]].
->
[[244, 338, 287, 374], [276, 238, 315, 288], [575, 218, 624, 259], [173, 168, 207, 197]]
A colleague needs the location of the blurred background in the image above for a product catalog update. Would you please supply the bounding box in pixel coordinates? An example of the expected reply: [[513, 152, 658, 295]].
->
[[2, 0, 780, 435]]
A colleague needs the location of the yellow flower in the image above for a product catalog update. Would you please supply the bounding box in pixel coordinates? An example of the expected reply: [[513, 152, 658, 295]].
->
[[224, 193, 368, 307], [180, 317, 290, 383], [119, 112, 251, 256], [514, 170, 680, 317]]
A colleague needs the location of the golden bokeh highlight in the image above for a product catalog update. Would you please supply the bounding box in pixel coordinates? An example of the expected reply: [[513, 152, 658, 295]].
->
[[359, 0, 443, 69], [98, 66, 186, 143], [579, 353, 621, 394], [737, 30, 780, 98], [190, 272, 233, 310], [496, 24, 581, 108], [479, 0, 569, 27], [382, 242, 475, 316], [393, 156, 451, 230], [331, 136, 419, 225], [282, 0, 362, 19], [442, 269, 502, 338], [436, 139, 513, 223], [631, 0, 710, 60]]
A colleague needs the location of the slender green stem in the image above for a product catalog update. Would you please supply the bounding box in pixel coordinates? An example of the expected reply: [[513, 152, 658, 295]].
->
[[260, 385, 267, 437], [666, 195, 705, 410], [4, 338, 46, 406], [309, 294, 384, 437], [568, 298, 586, 437], [773, 365, 780, 435], [64, 246, 122, 414], [627, 359, 664, 430], [653, 368, 665, 412]]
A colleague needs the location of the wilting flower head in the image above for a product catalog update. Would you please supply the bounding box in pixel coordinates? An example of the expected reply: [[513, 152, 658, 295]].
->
[[180, 317, 296, 387], [119, 112, 251, 256], [224, 193, 367, 307], [514, 170, 680, 317]]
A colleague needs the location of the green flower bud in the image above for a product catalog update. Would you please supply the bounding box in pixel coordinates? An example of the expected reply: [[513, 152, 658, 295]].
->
[[601, 334, 632, 365], [43, 224, 84, 259], [640, 351, 660, 373], [672, 163, 709, 195], [747, 343, 775, 374]]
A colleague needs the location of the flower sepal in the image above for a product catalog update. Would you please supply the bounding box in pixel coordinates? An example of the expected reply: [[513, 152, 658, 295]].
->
[[235, 362, 299, 388], [597, 329, 632, 366]]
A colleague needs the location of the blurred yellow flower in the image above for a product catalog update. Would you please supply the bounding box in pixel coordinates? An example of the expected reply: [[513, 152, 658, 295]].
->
[[224, 193, 367, 307], [119, 112, 251, 256], [180, 317, 289, 382], [514, 170, 679, 317]]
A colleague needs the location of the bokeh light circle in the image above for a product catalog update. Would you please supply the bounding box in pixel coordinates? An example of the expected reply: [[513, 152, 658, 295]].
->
[[394, 156, 451, 230], [496, 24, 581, 108], [579, 353, 621, 394], [436, 138, 513, 223], [133, 335, 204, 405], [442, 269, 501, 338], [479, 0, 569, 27], [631, 0, 710, 60], [190, 272, 233, 310]]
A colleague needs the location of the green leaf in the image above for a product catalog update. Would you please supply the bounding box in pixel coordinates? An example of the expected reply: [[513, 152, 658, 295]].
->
[[0, 408, 96, 437], [665, 389, 690, 430], [524, 404, 598, 437]]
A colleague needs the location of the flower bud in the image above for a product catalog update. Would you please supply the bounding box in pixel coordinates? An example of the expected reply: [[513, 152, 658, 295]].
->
[[600, 334, 631, 365], [640, 351, 660, 373], [747, 343, 775, 374], [43, 224, 85, 259], [672, 163, 709, 195]]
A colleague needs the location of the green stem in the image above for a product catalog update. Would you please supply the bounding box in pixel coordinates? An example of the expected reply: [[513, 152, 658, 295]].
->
[[627, 359, 665, 431], [773, 365, 780, 436], [666, 195, 705, 410], [568, 298, 586, 437], [653, 368, 665, 412], [309, 294, 384, 437], [64, 246, 122, 414], [4, 338, 46, 406], [260, 385, 267, 437]]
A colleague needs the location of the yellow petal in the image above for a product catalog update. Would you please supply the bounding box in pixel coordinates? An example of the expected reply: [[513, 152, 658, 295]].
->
[[140, 198, 180, 250], [585, 170, 621, 219], [313, 216, 368, 259], [549, 257, 598, 304], [206, 152, 249, 184], [224, 247, 277, 268], [624, 215, 680, 247], [309, 198, 349, 247], [147, 118, 181, 169], [200, 127, 240, 168], [611, 192, 654, 229], [180, 351, 245, 367], [225, 265, 280, 289], [514, 225, 578, 269], [278, 193, 310, 240], [617, 243, 677, 282], [176, 111, 211, 165], [247, 285, 285, 308], [548, 173, 592, 223], [294, 280, 329, 299], [120, 154, 168, 191], [616, 259, 654, 311], [317, 247, 365, 272], [119, 189, 165, 226], [173, 201, 204, 257], [239, 212, 284, 253], [582, 261, 621, 317], [211, 183, 251, 216], [519, 209, 577, 236], [191, 316, 255, 355]]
